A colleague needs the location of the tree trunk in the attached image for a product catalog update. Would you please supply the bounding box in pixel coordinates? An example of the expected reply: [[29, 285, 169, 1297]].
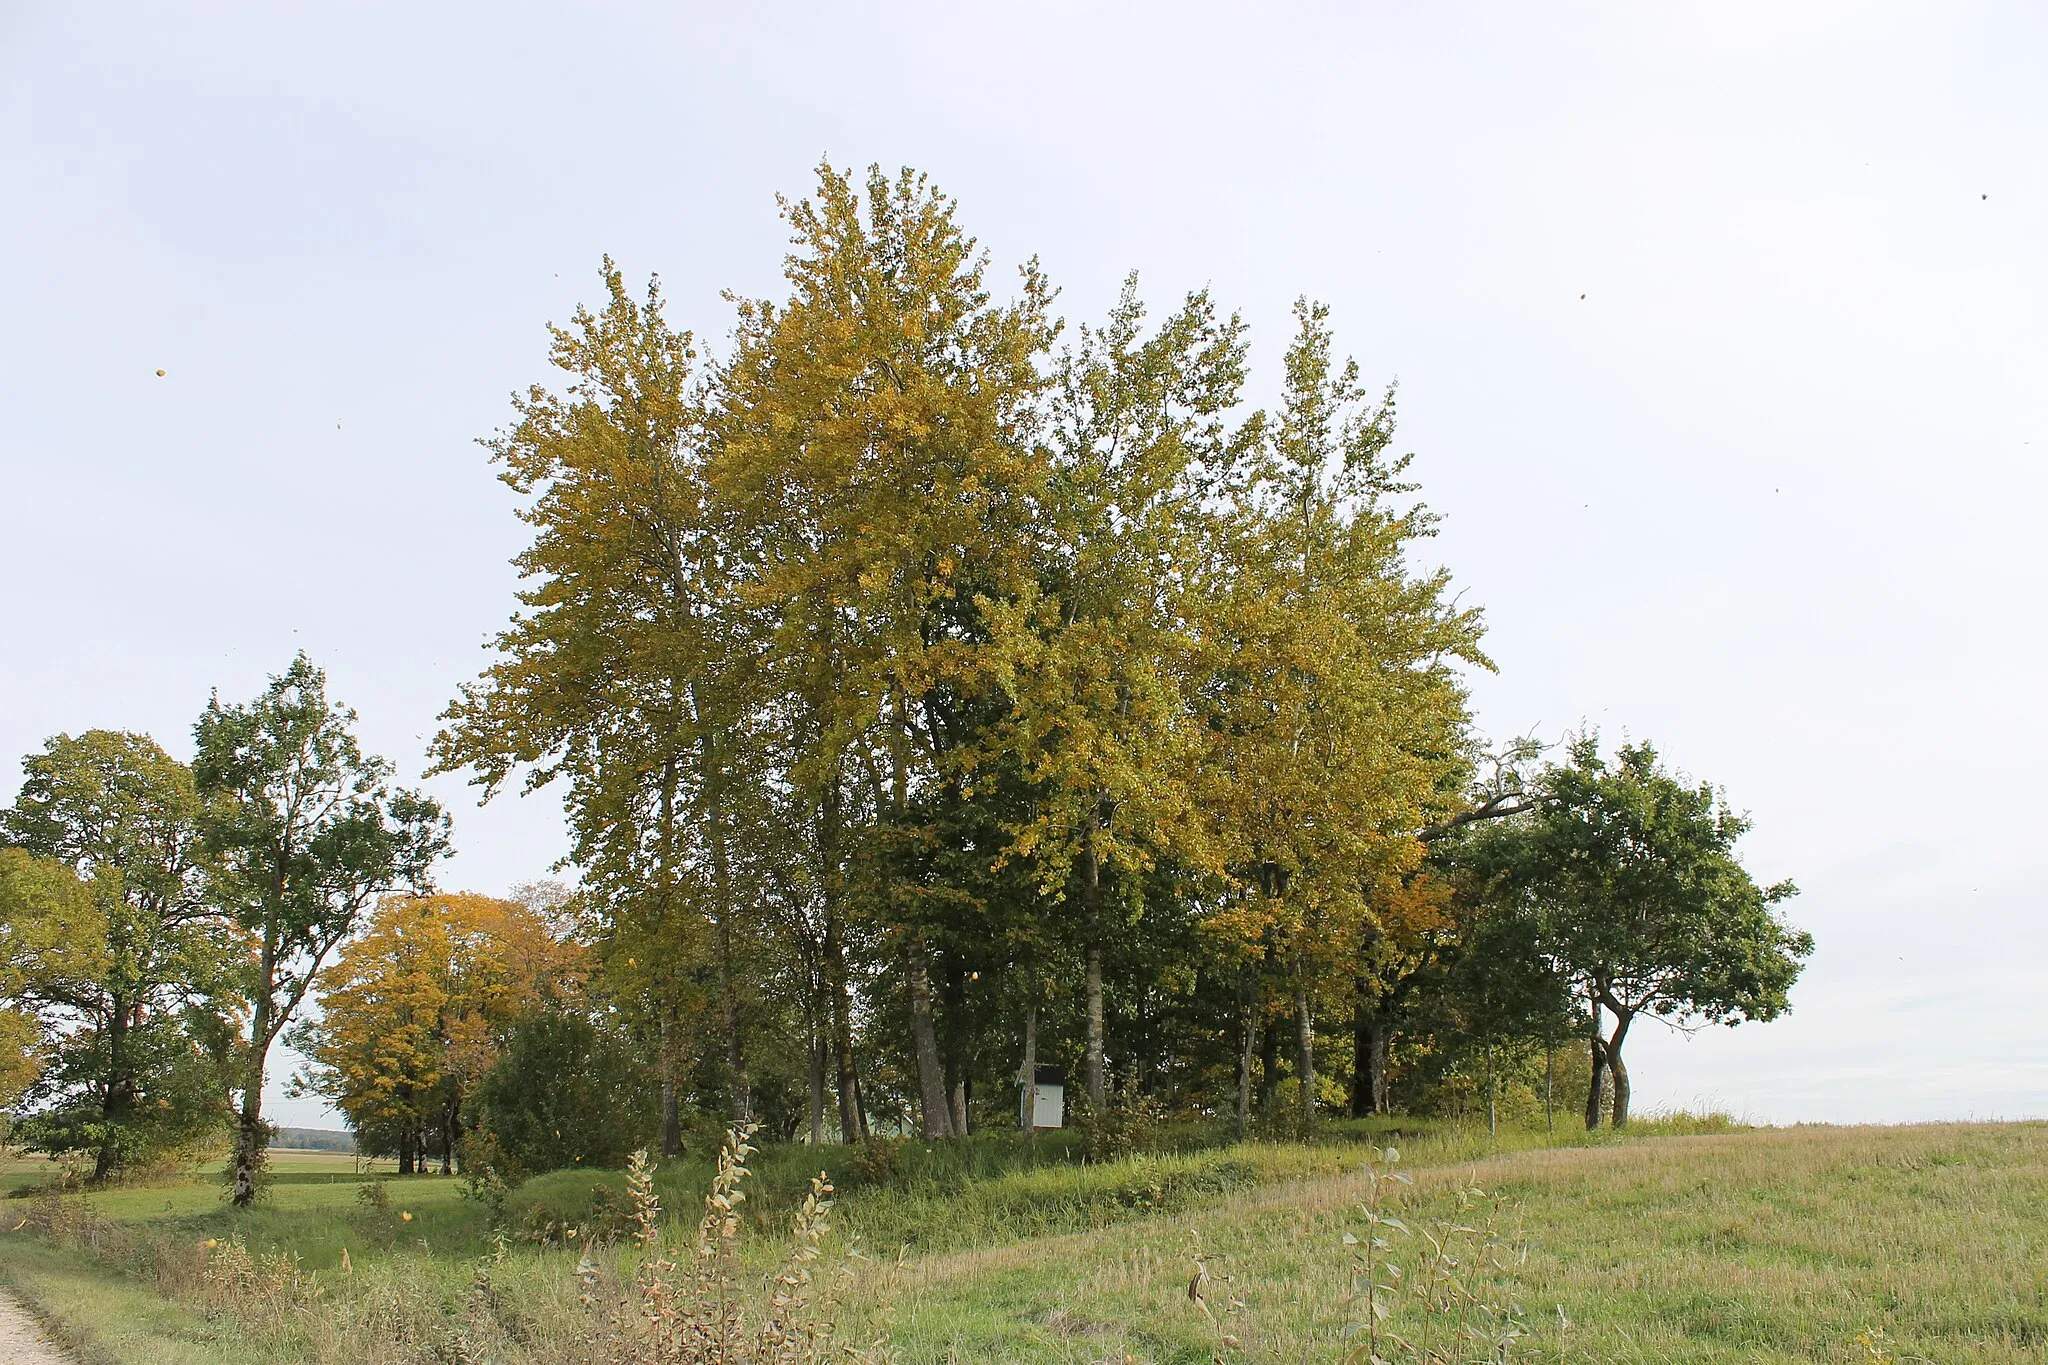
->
[[942, 958, 968, 1136], [1354, 1014, 1392, 1118], [802, 1035, 827, 1146], [93, 996, 135, 1183], [1079, 812, 1111, 1115], [1234, 980, 1255, 1142], [686, 713, 750, 1128], [1543, 1038, 1555, 1134], [819, 778, 864, 1144], [1133, 982, 1151, 1097], [836, 1040, 866, 1141], [441, 1103, 456, 1175], [904, 937, 953, 1138], [232, 962, 274, 1207], [825, 912, 864, 1143], [1017, 1002, 1038, 1135], [720, 961, 750, 1124], [1258, 1017, 1280, 1118], [660, 1013, 683, 1156], [1606, 1009, 1634, 1129], [1293, 966, 1316, 1127], [710, 867, 749, 1124], [1584, 996, 1608, 1132], [1349, 988, 1373, 1119], [1484, 1041, 1497, 1139], [1084, 942, 1106, 1113]]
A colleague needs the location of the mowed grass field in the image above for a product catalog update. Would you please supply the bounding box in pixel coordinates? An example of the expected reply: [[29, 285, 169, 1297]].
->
[[862, 1123, 2048, 1363], [2, 1122, 2043, 1362]]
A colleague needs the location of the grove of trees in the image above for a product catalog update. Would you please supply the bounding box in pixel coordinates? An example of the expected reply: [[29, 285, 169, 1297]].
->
[[0, 164, 1813, 1187]]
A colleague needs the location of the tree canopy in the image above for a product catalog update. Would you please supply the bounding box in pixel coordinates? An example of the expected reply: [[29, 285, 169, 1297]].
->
[[1460, 736, 1813, 1127], [4, 164, 1815, 1181], [195, 653, 450, 1203], [1, 734, 235, 1176]]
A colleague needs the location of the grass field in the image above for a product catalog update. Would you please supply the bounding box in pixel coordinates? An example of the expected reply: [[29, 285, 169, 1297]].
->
[[2, 1120, 2042, 1362]]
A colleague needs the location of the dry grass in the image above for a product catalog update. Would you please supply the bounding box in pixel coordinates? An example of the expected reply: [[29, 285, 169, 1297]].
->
[[5, 1122, 2045, 1362]]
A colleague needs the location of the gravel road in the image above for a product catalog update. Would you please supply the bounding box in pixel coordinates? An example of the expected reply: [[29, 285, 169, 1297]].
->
[[0, 1290, 68, 1364]]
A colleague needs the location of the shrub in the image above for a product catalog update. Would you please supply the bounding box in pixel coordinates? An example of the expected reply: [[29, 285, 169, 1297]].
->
[[356, 1177, 391, 1215], [844, 1137, 904, 1189], [470, 1006, 656, 1176], [1075, 1081, 1165, 1162]]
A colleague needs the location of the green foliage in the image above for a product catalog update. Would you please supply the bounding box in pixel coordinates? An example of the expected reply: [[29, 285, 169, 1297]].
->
[[11, 1010, 235, 1172], [1478, 734, 1811, 1028], [0, 848, 101, 1117], [1072, 1081, 1167, 1163], [1459, 734, 1812, 1126], [471, 1006, 657, 1179], [1, 733, 237, 1179], [193, 653, 450, 1204]]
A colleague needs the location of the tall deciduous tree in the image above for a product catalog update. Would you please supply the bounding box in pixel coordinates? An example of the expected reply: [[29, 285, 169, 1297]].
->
[[194, 654, 448, 1204], [985, 277, 1251, 1112], [713, 164, 1056, 1137], [1466, 736, 1812, 1128], [432, 261, 768, 1128], [1194, 300, 1485, 1127], [2, 732, 236, 1178]]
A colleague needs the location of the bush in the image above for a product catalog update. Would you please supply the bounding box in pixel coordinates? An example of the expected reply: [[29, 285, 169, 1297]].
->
[[470, 1006, 656, 1177], [1074, 1081, 1165, 1161], [843, 1137, 904, 1189]]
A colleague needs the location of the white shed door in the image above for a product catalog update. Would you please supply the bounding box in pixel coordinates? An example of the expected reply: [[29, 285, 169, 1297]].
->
[[1032, 1082, 1065, 1129]]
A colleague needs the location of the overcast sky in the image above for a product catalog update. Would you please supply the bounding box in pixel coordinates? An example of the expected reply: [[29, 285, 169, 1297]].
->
[[3, 2, 2043, 1129]]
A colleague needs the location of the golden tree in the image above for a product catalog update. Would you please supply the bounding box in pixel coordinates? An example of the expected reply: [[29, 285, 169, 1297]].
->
[[711, 164, 1057, 1137], [293, 892, 583, 1171], [1191, 300, 1486, 1128]]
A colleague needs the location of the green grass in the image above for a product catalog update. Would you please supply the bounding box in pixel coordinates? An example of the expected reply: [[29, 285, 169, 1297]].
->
[[0, 1234, 229, 1365], [4, 1119, 2042, 1362], [856, 1122, 2048, 1363]]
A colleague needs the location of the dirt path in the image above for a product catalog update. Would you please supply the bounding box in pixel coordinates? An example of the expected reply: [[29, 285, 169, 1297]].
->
[[0, 1289, 68, 1364]]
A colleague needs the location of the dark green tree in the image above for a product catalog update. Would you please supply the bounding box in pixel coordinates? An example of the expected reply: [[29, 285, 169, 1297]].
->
[[193, 654, 449, 1204], [1465, 736, 1812, 1128], [470, 1004, 656, 1176]]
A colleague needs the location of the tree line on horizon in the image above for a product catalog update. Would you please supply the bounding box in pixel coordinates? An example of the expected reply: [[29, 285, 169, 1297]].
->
[[0, 164, 1812, 1193]]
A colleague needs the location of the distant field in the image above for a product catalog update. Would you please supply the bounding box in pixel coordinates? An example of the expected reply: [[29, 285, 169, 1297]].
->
[[193, 1148, 386, 1177], [2, 1122, 2043, 1363], [2, 1147, 389, 1192], [0, 1150, 61, 1181]]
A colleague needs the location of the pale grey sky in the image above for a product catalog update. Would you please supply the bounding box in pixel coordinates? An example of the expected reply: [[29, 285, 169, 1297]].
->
[[3, 2, 2042, 1128]]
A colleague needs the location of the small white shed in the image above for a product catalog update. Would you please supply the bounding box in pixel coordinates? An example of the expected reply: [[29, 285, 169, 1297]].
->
[[1029, 1066, 1065, 1129]]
